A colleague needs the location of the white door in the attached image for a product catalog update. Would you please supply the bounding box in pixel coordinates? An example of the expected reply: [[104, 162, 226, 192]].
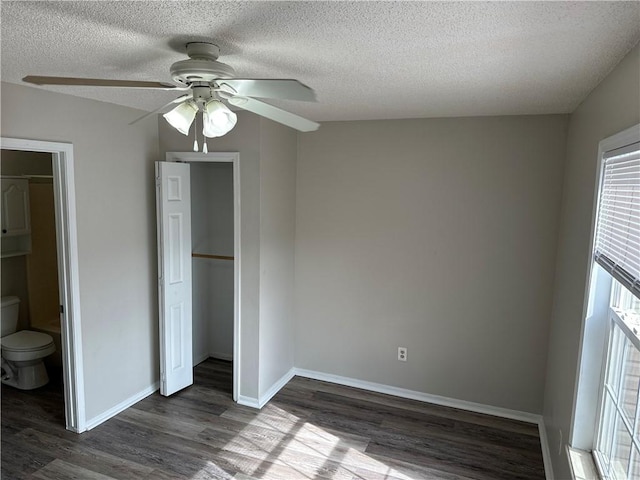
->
[[156, 161, 193, 396]]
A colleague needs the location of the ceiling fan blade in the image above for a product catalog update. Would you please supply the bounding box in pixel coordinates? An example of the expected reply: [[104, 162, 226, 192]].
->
[[228, 96, 319, 132], [23, 76, 182, 90], [129, 93, 193, 125], [219, 79, 316, 102]]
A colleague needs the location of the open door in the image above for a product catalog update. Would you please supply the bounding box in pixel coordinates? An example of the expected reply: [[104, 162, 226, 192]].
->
[[156, 161, 193, 396]]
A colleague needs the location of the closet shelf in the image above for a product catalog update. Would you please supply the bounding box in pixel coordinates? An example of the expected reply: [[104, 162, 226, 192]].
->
[[192, 252, 234, 261]]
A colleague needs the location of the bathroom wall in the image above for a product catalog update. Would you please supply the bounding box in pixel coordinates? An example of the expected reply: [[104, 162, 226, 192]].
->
[[191, 162, 234, 363], [0, 256, 30, 331], [27, 179, 61, 354], [1, 150, 54, 331], [1, 150, 53, 175]]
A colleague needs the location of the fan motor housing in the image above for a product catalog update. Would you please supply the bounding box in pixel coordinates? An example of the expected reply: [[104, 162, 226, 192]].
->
[[170, 43, 236, 84], [170, 59, 236, 85]]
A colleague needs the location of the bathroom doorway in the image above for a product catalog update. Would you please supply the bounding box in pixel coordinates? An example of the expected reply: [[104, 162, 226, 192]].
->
[[0, 138, 84, 433], [1, 151, 62, 356], [1, 150, 63, 364], [157, 152, 240, 401]]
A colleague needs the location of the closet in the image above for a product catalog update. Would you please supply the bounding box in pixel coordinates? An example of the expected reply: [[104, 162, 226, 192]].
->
[[189, 162, 235, 369]]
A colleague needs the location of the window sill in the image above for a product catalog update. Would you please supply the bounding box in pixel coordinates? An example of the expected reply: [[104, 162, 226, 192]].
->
[[568, 447, 600, 480]]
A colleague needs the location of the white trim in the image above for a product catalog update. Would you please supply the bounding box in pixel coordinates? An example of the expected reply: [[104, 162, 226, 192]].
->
[[570, 123, 640, 444], [293, 369, 554, 479], [235, 368, 295, 410], [294, 368, 541, 424], [193, 353, 210, 366], [0, 137, 85, 433], [85, 382, 159, 431], [237, 395, 261, 409], [567, 446, 598, 480], [194, 352, 234, 364], [210, 352, 234, 362], [165, 152, 241, 403], [539, 420, 555, 480], [258, 367, 296, 409]]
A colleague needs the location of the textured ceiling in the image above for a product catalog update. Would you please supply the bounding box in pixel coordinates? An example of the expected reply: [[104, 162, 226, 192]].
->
[[1, 1, 639, 122]]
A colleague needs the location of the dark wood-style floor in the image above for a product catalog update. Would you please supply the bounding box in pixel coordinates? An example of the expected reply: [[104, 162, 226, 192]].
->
[[2, 359, 546, 479]]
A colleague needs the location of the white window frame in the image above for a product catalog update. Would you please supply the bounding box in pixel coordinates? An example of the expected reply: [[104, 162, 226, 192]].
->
[[593, 293, 640, 478], [570, 123, 640, 477]]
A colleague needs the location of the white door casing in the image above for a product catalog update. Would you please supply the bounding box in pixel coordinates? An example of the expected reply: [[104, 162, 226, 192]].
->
[[165, 151, 241, 402], [0, 137, 85, 432], [156, 161, 193, 396]]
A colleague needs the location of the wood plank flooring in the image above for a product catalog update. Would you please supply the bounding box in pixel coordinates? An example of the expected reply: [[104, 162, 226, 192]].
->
[[2, 359, 546, 479]]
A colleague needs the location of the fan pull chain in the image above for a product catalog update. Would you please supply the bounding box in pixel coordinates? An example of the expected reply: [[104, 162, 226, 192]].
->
[[201, 111, 209, 153], [192, 114, 199, 152]]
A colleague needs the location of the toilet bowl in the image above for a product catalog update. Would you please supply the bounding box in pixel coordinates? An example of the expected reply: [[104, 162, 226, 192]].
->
[[1, 296, 56, 390]]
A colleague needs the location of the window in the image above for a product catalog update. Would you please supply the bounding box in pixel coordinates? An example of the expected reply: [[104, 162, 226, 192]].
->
[[591, 132, 640, 480], [594, 281, 640, 479]]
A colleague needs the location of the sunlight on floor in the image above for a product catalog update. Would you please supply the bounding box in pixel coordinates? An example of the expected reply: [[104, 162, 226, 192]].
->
[[192, 404, 416, 479]]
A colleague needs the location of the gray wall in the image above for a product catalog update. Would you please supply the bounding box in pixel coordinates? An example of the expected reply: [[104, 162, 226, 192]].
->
[[159, 113, 297, 403], [1, 82, 160, 421], [543, 43, 640, 479], [159, 111, 262, 399], [258, 120, 297, 397], [295, 115, 568, 413]]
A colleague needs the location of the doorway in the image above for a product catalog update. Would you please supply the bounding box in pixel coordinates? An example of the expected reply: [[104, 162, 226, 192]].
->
[[160, 151, 241, 401], [0, 138, 85, 432]]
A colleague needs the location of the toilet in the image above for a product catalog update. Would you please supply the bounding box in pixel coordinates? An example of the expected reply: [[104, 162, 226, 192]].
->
[[1, 296, 56, 390]]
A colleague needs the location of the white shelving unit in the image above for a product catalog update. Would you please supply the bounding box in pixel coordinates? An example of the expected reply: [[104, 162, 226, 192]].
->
[[1, 177, 32, 258]]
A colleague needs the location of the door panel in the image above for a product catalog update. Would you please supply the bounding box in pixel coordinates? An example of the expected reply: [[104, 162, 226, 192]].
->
[[156, 161, 192, 396]]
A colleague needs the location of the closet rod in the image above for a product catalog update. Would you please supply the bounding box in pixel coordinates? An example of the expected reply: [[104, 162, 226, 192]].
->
[[192, 252, 234, 261]]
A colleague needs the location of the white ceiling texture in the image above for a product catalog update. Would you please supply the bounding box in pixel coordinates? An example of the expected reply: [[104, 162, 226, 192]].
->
[[1, 1, 639, 122]]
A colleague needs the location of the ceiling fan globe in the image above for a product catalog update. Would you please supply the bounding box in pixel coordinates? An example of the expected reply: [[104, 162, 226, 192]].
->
[[163, 100, 198, 136], [203, 100, 237, 138]]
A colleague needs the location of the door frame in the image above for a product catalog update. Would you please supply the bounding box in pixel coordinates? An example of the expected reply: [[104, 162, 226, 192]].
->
[[1, 137, 85, 432], [165, 151, 241, 401]]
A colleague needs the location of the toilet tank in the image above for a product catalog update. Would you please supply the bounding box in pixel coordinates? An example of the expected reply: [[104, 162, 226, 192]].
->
[[1, 296, 20, 337]]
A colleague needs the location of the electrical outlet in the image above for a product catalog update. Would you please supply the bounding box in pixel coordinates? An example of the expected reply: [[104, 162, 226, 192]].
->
[[398, 347, 408, 362]]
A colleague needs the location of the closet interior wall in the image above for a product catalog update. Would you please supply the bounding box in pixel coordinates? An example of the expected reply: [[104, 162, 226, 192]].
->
[[190, 162, 234, 364]]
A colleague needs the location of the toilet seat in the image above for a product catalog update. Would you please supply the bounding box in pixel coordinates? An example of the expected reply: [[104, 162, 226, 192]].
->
[[1, 330, 55, 362]]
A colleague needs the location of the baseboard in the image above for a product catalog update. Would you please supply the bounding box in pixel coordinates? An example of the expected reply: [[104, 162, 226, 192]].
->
[[258, 367, 296, 409], [85, 382, 159, 431], [237, 395, 261, 409], [293, 368, 541, 424], [236, 367, 296, 410], [193, 352, 210, 366], [210, 351, 233, 362], [539, 420, 555, 480], [194, 352, 233, 365]]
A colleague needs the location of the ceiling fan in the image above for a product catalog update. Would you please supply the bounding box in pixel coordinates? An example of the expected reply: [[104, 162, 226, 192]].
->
[[23, 42, 320, 144]]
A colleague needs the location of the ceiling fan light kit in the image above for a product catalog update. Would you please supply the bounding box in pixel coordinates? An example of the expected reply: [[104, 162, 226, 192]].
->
[[203, 100, 237, 138], [162, 100, 198, 136], [22, 41, 320, 140]]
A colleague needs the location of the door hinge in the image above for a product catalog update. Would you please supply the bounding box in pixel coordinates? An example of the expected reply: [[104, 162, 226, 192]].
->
[[59, 305, 64, 314]]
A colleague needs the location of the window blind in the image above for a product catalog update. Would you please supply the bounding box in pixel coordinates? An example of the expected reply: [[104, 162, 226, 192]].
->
[[594, 141, 640, 299]]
